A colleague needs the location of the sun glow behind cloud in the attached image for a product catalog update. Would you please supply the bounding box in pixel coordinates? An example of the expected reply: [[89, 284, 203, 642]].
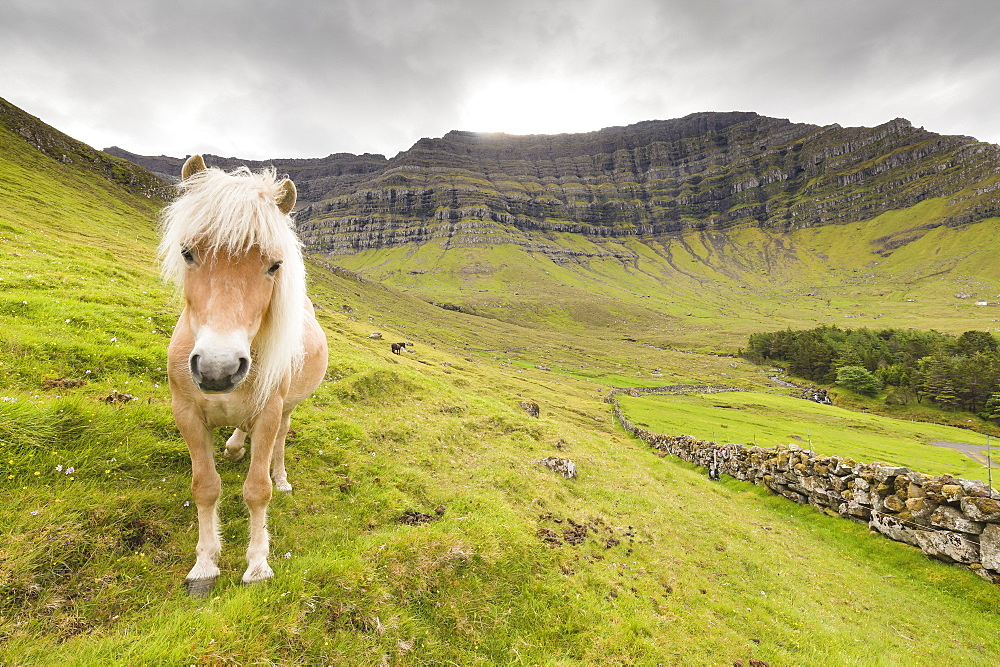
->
[[457, 77, 632, 136]]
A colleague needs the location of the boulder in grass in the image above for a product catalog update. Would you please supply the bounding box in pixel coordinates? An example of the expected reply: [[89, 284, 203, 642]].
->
[[537, 456, 577, 479]]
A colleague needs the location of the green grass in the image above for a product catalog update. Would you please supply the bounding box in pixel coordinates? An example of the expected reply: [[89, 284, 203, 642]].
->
[[3, 118, 1000, 664], [618, 390, 996, 481], [333, 200, 1000, 350]]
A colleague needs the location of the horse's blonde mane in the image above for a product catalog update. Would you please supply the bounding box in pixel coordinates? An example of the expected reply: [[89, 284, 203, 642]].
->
[[159, 165, 307, 412]]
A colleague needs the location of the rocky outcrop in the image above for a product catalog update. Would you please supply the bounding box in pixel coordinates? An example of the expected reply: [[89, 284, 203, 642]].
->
[[607, 386, 1000, 584], [536, 456, 577, 479]]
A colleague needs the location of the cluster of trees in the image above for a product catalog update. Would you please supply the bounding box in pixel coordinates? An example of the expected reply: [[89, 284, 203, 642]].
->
[[744, 325, 1000, 419]]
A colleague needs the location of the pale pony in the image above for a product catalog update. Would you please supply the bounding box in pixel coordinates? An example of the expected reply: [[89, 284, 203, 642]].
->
[[159, 155, 328, 596]]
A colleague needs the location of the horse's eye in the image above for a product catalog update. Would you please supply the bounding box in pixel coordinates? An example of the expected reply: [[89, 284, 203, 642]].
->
[[181, 247, 195, 265], [267, 260, 283, 275]]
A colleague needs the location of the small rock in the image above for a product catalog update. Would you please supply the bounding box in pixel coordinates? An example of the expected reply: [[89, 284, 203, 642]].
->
[[537, 456, 577, 479], [519, 400, 540, 417], [368, 332, 383, 340], [881, 495, 906, 512], [873, 464, 910, 483], [957, 479, 993, 498], [905, 497, 938, 519], [941, 484, 964, 502]]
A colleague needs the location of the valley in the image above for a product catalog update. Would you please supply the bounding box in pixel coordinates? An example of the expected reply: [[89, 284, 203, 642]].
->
[[3, 97, 1000, 664]]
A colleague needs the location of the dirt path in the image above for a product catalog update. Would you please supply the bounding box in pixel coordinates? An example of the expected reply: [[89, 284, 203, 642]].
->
[[928, 440, 1000, 468]]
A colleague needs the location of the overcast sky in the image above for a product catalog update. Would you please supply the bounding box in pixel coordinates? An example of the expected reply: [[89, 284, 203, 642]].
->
[[2, 0, 998, 160]]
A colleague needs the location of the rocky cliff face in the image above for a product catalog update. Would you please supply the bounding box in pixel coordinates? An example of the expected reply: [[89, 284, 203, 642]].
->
[[290, 112, 1000, 256], [102, 147, 388, 204], [104, 110, 1000, 256]]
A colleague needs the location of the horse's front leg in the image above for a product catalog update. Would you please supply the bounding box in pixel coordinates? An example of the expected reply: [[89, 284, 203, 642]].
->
[[176, 403, 222, 597], [242, 404, 281, 584]]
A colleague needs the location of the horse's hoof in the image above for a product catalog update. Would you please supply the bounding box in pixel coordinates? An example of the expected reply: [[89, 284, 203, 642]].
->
[[242, 563, 274, 584], [274, 480, 292, 492], [186, 577, 216, 598], [224, 447, 245, 462]]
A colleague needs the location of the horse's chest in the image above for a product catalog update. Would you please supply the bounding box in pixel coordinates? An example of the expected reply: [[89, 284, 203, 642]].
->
[[198, 393, 254, 429]]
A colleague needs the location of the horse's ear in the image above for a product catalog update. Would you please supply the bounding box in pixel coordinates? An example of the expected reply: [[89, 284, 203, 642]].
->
[[276, 179, 297, 215], [181, 154, 207, 181]]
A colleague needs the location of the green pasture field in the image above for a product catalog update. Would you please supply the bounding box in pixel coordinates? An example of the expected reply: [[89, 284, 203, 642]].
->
[[618, 390, 998, 481]]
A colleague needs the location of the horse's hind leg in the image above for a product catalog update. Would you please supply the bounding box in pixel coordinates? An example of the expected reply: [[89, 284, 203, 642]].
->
[[224, 428, 247, 461], [271, 413, 293, 492]]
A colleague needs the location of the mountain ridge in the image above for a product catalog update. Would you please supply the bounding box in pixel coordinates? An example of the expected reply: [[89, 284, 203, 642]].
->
[[106, 111, 1000, 258]]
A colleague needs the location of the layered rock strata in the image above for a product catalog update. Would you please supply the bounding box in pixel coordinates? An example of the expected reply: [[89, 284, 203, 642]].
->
[[290, 113, 1000, 255], [106, 111, 1000, 257]]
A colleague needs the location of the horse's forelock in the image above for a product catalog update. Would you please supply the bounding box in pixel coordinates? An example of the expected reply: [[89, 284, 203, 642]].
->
[[161, 166, 296, 263]]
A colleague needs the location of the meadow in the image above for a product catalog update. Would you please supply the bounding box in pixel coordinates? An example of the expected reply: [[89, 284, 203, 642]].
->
[[617, 390, 998, 481], [3, 121, 1000, 664]]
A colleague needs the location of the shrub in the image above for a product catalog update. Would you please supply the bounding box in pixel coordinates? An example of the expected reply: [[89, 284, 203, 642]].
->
[[836, 365, 882, 397]]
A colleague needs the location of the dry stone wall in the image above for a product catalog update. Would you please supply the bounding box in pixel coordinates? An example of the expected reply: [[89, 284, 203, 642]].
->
[[607, 386, 1000, 585]]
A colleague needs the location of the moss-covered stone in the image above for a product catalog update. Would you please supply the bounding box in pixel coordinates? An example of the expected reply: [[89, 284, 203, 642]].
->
[[882, 495, 906, 513], [961, 496, 1000, 522], [930, 506, 985, 535], [941, 484, 964, 503], [922, 480, 946, 503]]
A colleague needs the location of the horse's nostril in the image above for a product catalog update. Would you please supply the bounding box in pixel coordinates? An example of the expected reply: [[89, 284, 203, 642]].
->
[[189, 354, 203, 382], [236, 357, 249, 379]]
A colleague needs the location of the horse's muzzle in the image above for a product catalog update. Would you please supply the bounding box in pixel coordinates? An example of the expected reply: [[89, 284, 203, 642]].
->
[[190, 353, 250, 393]]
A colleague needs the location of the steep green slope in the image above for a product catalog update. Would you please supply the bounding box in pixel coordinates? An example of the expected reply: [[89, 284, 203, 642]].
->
[[1, 97, 170, 201], [0, 110, 174, 394], [332, 200, 1000, 348], [3, 105, 1000, 665]]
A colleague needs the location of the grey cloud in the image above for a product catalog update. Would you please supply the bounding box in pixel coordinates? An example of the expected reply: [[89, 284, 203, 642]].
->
[[1, 0, 998, 160]]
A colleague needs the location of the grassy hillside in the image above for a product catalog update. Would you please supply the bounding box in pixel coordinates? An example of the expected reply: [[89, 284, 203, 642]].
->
[[3, 119, 1000, 665], [331, 196, 1000, 350]]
